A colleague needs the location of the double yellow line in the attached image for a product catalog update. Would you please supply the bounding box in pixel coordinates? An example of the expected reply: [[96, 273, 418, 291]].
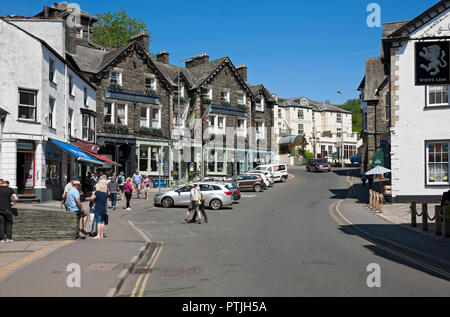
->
[[329, 200, 450, 279], [130, 242, 164, 297]]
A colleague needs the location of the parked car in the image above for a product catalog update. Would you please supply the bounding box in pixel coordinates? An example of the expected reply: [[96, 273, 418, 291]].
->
[[351, 154, 362, 165], [232, 174, 265, 192], [245, 172, 270, 188], [199, 178, 241, 201], [154, 182, 234, 210], [306, 159, 331, 172], [250, 163, 288, 182], [245, 171, 275, 186]]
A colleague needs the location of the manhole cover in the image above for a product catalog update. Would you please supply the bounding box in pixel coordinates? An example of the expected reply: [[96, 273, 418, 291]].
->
[[86, 263, 118, 271]]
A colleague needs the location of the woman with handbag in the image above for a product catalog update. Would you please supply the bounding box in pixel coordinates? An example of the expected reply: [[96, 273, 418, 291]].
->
[[85, 183, 108, 239], [123, 178, 133, 211]]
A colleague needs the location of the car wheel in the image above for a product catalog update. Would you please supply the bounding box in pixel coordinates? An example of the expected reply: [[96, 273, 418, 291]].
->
[[254, 184, 263, 192], [281, 175, 288, 182], [210, 199, 222, 210], [161, 197, 173, 208]]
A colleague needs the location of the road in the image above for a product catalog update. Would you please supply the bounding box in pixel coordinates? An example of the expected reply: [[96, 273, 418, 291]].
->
[[120, 166, 449, 297]]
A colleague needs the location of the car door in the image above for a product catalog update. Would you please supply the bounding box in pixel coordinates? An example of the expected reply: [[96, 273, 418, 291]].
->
[[175, 186, 191, 205], [200, 184, 213, 204]]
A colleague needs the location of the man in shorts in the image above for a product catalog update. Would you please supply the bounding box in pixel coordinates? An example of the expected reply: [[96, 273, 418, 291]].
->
[[65, 181, 87, 237], [184, 184, 202, 224], [132, 169, 143, 198]]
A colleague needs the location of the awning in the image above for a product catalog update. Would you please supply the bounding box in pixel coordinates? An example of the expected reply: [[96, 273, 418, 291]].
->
[[82, 150, 121, 166], [49, 138, 103, 165]]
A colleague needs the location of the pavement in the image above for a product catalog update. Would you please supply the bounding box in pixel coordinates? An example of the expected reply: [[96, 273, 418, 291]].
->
[[0, 191, 158, 297]]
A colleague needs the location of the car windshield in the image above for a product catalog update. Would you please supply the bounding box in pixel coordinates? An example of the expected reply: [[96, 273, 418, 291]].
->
[[315, 160, 325, 164]]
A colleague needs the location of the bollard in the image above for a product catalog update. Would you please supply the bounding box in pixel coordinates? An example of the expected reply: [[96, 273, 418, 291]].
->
[[411, 202, 417, 227], [443, 205, 450, 238], [369, 190, 373, 208], [435, 206, 442, 236], [422, 203, 428, 231], [379, 194, 383, 213]]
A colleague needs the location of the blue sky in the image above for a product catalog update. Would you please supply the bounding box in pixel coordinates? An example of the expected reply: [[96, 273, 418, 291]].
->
[[0, 0, 439, 103]]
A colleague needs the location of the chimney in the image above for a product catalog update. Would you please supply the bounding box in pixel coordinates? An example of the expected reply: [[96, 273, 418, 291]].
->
[[54, 2, 58, 8], [44, 5, 49, 18], [156, 50, 169, 64], [185, 53, 209, 68], [128, 32, 150, 52], [236, 64, 247, 81]]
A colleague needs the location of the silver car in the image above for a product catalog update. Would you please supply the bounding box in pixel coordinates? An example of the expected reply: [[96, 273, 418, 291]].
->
[[154, 182, 234, 210]]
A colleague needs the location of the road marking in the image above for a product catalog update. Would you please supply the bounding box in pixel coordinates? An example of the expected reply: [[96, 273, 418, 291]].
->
[[0, 240, 74, 281], [241, 195, 256, 198], [138, 242, 164, 297], [329, 200, 450, 279], [130, 242, 164, 297]]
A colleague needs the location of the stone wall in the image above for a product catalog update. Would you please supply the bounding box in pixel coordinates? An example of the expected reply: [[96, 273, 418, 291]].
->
[[12, 209, 79, 240]]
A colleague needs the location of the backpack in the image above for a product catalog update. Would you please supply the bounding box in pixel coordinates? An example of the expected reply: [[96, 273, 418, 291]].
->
[[200, 192, 206, 204]]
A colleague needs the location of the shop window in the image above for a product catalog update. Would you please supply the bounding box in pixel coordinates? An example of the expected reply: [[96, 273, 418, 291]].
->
[[18, 89, 37, 121], [139, 146, 149, 171], [426, 142, 449, 185], [207, 149, 226, 174]]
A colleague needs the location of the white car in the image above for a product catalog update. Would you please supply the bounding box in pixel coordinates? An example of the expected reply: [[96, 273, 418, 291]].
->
[[250, 163, 288, 182], [245, 172, 270, 188]]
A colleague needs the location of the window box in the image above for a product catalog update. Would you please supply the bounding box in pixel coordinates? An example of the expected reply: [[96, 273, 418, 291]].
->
[[145, 88, 158, 97], [109, 83, 122, 92], [237, 103, 246, 109], [221, 101, 230, 107], [139, 126, 162, 136], [103, 123, 116, 133], [202, 97, 212, 104]]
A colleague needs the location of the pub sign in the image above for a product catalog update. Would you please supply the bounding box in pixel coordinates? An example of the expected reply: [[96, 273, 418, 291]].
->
[[415, 41, 450, 86]]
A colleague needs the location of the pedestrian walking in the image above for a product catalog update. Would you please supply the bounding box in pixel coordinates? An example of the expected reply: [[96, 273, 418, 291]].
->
[[123, 177, 133, 211], [143, 174, 151, 200], [184, 184, 202, 224], [192, 186, 208, 223], [0, 179, 18, 243], [86, 183, 108, 239], [132, 169, 143, 198], [117, 172, 125, 200], [65, 180, 87, 237], [361, 173, 367, 187], [107, 174, 118, 210]]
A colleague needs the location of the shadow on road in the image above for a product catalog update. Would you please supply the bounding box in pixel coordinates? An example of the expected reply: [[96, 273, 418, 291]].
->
[[331, 167, 361, 177], [338, 225, 450, 282]]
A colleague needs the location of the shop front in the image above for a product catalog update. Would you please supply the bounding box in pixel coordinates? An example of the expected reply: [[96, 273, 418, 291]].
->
[[16, 140, 35, 195], [44, 142, 63, 201], [137, 138, 171, 184], [97, 134, 136, 178]]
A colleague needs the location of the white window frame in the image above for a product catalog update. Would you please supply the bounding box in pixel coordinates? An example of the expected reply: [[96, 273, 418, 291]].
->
[[49, 97, 55, 129], [237, 92, 246, 105], [140, 106, 150, 128], [426, 141, 449, 185], [256, 96, 265, 112], [151, 107, 161, 129], [208, 115, 226, 134], [237, 118, 247, 137], [298, 109, 304, 119], [104, 102, 114, 124], [109, 71, 122, 86], [117, 103, 128, 126], [207, 149, 226, 175], [49, 58, 55, 83], [76, 27, 83, 39], [255, 121, 265, 138], [145, 77, 157, 91], [427, 85, 449, 107], [298, 123, 304, 135], [337, 113, 342, 123], [18, 89, 37, 121], [221, 91, 230, 103], [82, 113, 96, 142]]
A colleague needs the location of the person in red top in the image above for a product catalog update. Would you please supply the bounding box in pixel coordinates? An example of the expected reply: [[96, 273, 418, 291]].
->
[[123, 178, 133, 211]]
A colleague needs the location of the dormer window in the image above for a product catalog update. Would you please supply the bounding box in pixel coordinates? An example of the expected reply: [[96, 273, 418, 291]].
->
[[256, 96, 264, 112], [145, 77, 157, 91], [221, 91, 230, 103], [202, 88, 212, 100], [237, 93, 246, 105], [109, 71, 122, 86]]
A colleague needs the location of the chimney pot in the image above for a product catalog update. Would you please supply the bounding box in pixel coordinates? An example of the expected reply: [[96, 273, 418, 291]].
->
[[157, 50, 170, 64], [185, 53, 209, 68], [44, 5, 49, 18], [236, 64, 247, 81]]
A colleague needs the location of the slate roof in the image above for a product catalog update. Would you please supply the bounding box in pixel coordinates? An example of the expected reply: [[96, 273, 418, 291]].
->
[[34, 1, 98, 21], [277, 96, 351, 114], [187, 57, 228, 88], [381, 21, 409, 56], [68, 45, 108, 73], [248, 84, 275, 103]]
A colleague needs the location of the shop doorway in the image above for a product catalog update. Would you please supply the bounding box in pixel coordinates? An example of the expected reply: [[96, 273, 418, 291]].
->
[[17, 151, 35, 195]]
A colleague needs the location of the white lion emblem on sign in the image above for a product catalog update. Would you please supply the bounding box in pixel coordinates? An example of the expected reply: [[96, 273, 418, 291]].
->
[[419, 44, 447, 76]]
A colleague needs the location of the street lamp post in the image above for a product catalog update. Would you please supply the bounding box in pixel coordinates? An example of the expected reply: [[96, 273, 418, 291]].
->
[[337, 91, 345, 168]]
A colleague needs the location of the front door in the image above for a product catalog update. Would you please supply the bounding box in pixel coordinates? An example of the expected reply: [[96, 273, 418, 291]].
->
[[17, 151, 35, 195]]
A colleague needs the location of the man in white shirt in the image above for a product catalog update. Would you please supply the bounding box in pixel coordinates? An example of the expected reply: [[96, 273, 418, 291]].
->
[[184, 184, 202, 224]]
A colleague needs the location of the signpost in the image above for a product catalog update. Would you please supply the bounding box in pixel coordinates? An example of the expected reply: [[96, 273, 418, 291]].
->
[[415, 41, 450, 86]]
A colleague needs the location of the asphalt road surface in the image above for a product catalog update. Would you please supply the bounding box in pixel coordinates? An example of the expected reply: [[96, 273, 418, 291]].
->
[[121, 166, 450, 297]]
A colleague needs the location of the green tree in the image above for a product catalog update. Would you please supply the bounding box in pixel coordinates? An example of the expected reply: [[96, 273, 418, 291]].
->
[[304, 150, 314, 160], [336, 98, 362, 137], [92, 9, 151, 50]]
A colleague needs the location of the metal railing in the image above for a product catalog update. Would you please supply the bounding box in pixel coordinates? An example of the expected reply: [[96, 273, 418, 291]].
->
[[410, 202, 450, 237]]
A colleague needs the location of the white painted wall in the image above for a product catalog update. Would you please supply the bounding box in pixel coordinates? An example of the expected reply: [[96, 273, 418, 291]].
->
[[391, 9, 450, 198]]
